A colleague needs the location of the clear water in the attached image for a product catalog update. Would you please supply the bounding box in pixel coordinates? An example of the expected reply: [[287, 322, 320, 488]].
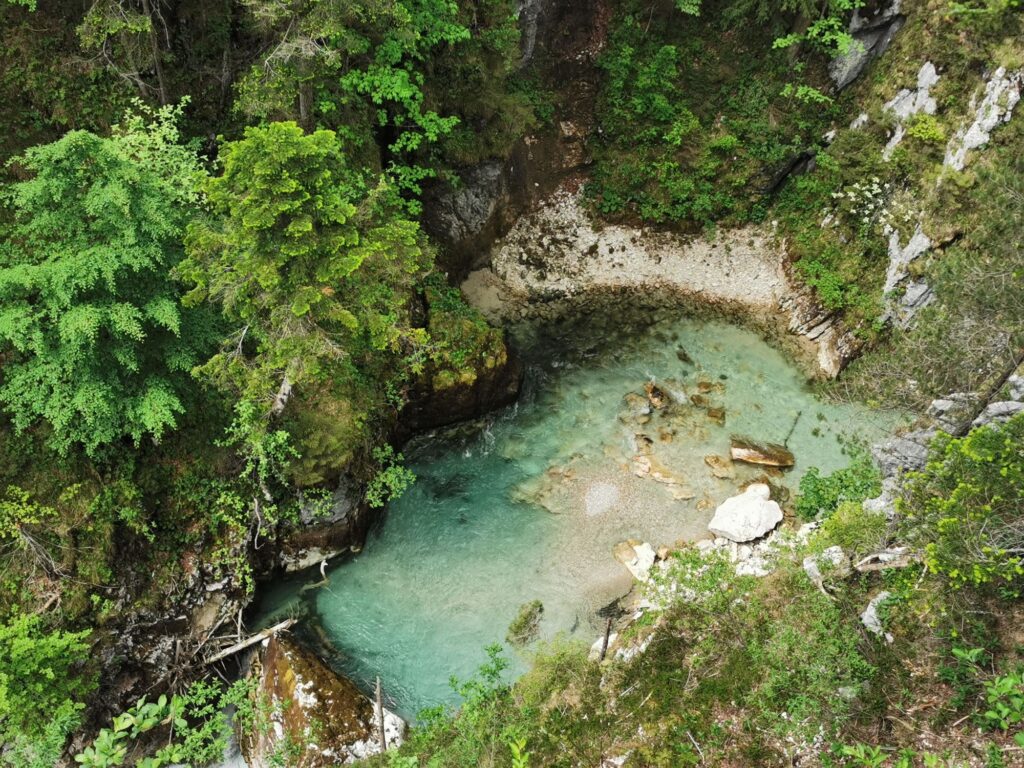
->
[[254, 308, 898, 721]]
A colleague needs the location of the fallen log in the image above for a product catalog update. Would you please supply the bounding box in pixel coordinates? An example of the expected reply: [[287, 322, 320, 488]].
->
[[204, 618, 296, 665], [730, 437, 795, 468]]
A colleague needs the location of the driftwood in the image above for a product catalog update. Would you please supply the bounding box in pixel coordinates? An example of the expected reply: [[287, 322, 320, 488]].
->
[[375, 676, 387, 751], [854, 548, 918, 573], [730, 437, 795, 468], [204, 619, 296, 665], [599, 617, 613, 662]]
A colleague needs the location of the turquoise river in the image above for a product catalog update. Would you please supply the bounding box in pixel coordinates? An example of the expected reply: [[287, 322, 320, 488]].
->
[[254, 307, 898, 721]]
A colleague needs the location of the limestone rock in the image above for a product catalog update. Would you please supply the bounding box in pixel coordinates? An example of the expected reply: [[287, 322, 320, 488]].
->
[[730, 438, 795, 468], [927, 392, 976, 432], [1007, 374, 1024, 402], [882, 62, 940, 160], [972, 401, 1024, 428], [871, 429, 934, 479], [245, 635, 406, 767], [707, 484, 783, 543], [614, 540, 657, 581], [945, 67, 1024, 171], [803, 546, 852, 587], [860, 591, 894, 643], [829, 0, 905, 90]]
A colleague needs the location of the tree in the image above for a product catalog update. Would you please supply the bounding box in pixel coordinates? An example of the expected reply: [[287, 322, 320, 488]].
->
[[0, 103, 211, 456], [179, 121, 431, 424]]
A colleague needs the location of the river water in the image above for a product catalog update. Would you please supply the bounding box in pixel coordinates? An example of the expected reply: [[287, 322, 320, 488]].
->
[[254, 307, 897, 720]]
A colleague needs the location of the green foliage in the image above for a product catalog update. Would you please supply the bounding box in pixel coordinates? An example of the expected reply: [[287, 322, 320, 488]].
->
[[906, 113, 947, 144], [899, 413, 1024, 594], [0, 612, 92, 744], [813, 501, 888, 559], [366, 444, 415, 508], [981, 669, 1024, 731], [181, 121, 431, 417], [0, 102, 211, 455], [2, 700, 81, 768], [795, 449, 882, 520], [424, 274, 507, 390], [771, 0, 863, 57], [587, 0, 834, 227], [0, 484, 57, 541]]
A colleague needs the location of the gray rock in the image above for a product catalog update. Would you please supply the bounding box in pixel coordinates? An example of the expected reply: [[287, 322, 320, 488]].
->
[[1007, 374, 1024, 402], [829, 0, 905, 90], [882, 62, 940, 159], [871, 429, 934, 479], [431, 162, 507, 246], [884, 224, 932, 296], [972, 400, 1024, 428], [708, 483, 783, 543], [927, 392, 976, 432], [735, 555, 773, 577]]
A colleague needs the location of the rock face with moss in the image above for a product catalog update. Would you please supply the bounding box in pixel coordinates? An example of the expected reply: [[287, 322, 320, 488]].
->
[[400, 277, 523, 433], [245, 635, 405, 766]]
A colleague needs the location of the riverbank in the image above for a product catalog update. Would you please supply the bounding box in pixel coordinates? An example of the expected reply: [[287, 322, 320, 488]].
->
[[462, 187, 855, 379]]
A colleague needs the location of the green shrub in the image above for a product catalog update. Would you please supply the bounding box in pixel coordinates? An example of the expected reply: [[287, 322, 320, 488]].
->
[[0, 613, 93, 744], [906, 113, 947, 144], [814, 501, 888, 559], [506, 600, 544, 646], [795, 451, 882, 521], [899, 413, 1024, 595]]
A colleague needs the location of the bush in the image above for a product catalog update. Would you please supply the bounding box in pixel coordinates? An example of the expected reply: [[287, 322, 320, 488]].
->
[[899, 413, 1024, 595], [795, 451, 882, 521], [0, 613, 93, 744]]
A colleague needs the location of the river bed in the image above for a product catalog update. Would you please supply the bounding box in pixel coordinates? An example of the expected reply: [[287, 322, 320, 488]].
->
[[254, 307, 898, 720]]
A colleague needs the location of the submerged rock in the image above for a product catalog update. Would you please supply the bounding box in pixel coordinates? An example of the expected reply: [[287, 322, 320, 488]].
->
[[704, 454, 734, 479], [245, 635, 406, 766], [707, 483, 783, 543], [644, 381, 669, 409], [729, 438, 795, 468]]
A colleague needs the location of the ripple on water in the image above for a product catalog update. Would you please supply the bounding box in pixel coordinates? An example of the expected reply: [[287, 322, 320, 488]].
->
[[254, 313, 900, 720]]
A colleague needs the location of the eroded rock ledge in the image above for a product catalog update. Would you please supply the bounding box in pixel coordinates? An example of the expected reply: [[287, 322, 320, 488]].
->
[[461, 188, 855, 378]]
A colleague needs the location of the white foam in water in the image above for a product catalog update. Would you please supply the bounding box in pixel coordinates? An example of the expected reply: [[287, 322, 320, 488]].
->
[[255, 316, 899, 720]]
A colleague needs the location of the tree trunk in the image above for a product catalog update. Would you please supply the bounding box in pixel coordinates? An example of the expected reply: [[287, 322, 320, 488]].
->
[[140, 0, 169, 105]]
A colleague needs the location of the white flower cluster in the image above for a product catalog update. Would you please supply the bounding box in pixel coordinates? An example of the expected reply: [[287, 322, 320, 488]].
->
[[832, 176, 894, 231]]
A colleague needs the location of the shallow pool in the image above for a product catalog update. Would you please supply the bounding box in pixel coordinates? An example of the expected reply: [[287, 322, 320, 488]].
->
[[255, 309, 897, 720]]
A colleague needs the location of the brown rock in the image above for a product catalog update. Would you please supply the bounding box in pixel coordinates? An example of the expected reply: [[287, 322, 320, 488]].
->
[[245, 635, 405, 766], [644, 382, 668, 409]]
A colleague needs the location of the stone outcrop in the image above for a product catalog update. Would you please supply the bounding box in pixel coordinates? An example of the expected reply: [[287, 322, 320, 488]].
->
[[803, 546, 852, 589], [882, 62, 940, 160], [245, 635, 405, 766], [829, 0, 905, 90], [614, 540, 658, 581], [707, 483, 784, 543], [945, 67, 1024, 171]]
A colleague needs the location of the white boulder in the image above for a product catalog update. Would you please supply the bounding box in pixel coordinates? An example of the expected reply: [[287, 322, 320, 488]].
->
[[614, 540, 657, 581], [707, 483, 783, 543]]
